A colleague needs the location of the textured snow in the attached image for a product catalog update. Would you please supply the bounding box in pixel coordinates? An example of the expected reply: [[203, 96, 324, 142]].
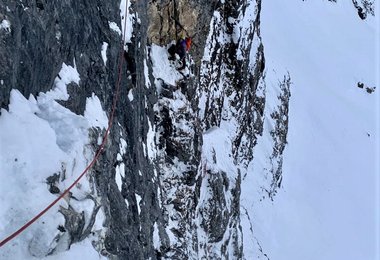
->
[[241, 1, 379, 260]]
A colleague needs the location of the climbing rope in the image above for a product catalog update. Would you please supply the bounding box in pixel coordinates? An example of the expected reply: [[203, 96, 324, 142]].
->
[[0, 0, 130, 248]]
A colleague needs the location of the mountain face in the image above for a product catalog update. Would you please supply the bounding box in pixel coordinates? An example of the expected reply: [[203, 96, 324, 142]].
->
[[0, 0, 377, 259]]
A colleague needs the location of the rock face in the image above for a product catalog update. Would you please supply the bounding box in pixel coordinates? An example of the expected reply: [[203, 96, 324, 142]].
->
[[0, 0, 290, 259]]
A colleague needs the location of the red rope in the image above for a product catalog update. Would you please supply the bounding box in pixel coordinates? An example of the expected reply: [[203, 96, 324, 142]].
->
[[0, 1, 130, 248]]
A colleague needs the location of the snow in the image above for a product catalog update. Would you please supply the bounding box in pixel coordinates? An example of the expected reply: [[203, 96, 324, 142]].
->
[[128, 89, 134, 101], [0, 19, 10, 32], [47, 62, 80, 101], [241, 1, 379, 260], [115, 163, 125, 192], [108, 21, 121, 35], [150, 44, 184, 87], [146, 118, 156, 161], [119, 138, 127, 155], [202, 127, 236, 175], [144, 57, 151, 88], [135, 193, 142, 215], [101, 42, 108, 66], [44, 238, 106, 260], [84, 93, 108, 129], [0, 62, 108, 258], [153, 222, 160, 250], [120, 0, 134, 47]]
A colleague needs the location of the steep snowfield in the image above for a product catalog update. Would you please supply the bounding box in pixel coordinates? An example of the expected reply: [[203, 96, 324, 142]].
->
[[242, 1, 379, 259], [0, 64, 107, 259]]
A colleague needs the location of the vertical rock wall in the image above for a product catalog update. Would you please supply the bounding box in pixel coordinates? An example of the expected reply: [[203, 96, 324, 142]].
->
[[0, 0, 290, 259]]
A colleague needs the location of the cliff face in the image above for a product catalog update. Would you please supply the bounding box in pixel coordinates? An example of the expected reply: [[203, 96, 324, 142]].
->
[[0, 0, 290, 259]]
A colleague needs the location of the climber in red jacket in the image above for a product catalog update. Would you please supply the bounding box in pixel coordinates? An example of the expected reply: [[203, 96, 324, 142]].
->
[[168, 37, 192, 70]]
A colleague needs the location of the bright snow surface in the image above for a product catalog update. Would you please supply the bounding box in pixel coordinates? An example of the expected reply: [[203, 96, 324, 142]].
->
[[241, 1, 379, 260]]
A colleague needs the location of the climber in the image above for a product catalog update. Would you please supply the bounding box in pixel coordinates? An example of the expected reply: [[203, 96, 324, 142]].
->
[[168, 36, 192, 70]]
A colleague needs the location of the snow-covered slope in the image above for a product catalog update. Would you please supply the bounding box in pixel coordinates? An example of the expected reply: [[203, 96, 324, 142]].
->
[[242, 1, 379, 259]]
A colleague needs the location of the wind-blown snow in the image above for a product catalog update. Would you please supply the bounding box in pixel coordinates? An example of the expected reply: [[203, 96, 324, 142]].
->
[[241, 1, 379, 260]]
